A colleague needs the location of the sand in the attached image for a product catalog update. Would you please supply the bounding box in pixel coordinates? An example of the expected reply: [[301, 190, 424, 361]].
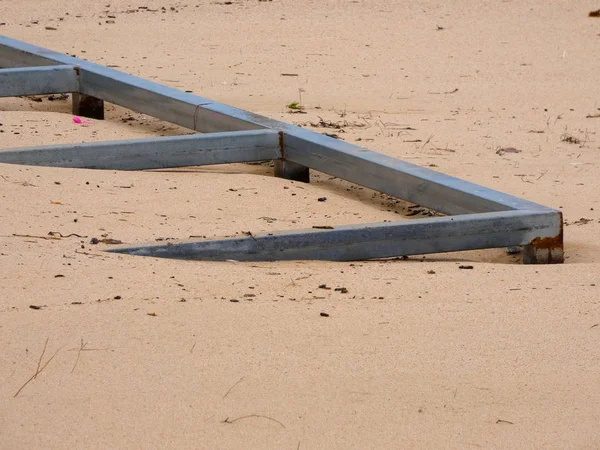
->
[[1, 1, 600, 448]]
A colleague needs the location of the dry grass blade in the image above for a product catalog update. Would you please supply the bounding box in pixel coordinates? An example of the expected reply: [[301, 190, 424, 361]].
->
[[34, 337, 49, 379], [71, 339, 88, 373], [12, 234, 62, 240], [14, 339, 62, 398]]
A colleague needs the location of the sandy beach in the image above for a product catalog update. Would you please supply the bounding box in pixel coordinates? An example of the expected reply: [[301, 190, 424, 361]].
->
[[1, 1, 600, 448]]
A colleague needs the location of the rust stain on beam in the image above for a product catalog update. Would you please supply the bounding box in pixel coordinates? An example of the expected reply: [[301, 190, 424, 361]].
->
[[524, 213, 564, 264]]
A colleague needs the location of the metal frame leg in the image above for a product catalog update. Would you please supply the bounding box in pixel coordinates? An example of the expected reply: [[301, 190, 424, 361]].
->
[[274, 160, 310, 183], [72, 92, 104, 120]]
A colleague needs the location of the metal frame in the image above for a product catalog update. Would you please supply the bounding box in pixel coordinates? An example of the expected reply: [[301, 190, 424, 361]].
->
[[0, 35, 563, 264]]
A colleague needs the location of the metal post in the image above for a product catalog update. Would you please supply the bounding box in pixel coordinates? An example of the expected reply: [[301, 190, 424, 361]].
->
[[274, 160, 310, 183], [72, 92, 104, 120]]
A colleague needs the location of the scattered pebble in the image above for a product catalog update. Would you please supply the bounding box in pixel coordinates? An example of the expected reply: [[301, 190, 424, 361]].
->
[[495, 147, 522, 156]]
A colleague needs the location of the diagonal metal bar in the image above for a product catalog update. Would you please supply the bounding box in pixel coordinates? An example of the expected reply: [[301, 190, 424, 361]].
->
[[282, 130, 546, 215], [77, 67, 266, 133], [0, 130, 280, 170], [0, 65, 78, 97], [0, 41, 59, 68], [106, 209, 561, 262]]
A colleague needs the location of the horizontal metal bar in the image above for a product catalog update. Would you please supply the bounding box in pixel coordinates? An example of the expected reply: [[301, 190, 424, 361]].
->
[[106, 209, 561, 262], [0, 130, 280, 170], [282, 130, 547, 215], [0, 65, 78, 97]]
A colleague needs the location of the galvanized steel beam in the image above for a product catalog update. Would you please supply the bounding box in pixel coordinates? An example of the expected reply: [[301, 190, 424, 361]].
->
[[107, 210, 562, 262], [0, 65, 78, 97], [0, 130, 280, 170]]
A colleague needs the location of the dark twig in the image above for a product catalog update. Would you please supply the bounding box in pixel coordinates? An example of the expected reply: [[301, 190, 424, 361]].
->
[[222, 414, 286, 428], [223, 376, 245, 399], [48, 232, 87, 238]]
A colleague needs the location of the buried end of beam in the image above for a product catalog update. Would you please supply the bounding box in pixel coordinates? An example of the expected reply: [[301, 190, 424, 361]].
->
[[522, 213, 564, 264], [274, 160, 310, 183], [522, 238, 564, 264], [72, 93, 104, 119]]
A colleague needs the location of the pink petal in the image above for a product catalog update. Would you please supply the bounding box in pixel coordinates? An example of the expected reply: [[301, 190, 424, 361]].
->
[[72, 116, 82, 124]]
